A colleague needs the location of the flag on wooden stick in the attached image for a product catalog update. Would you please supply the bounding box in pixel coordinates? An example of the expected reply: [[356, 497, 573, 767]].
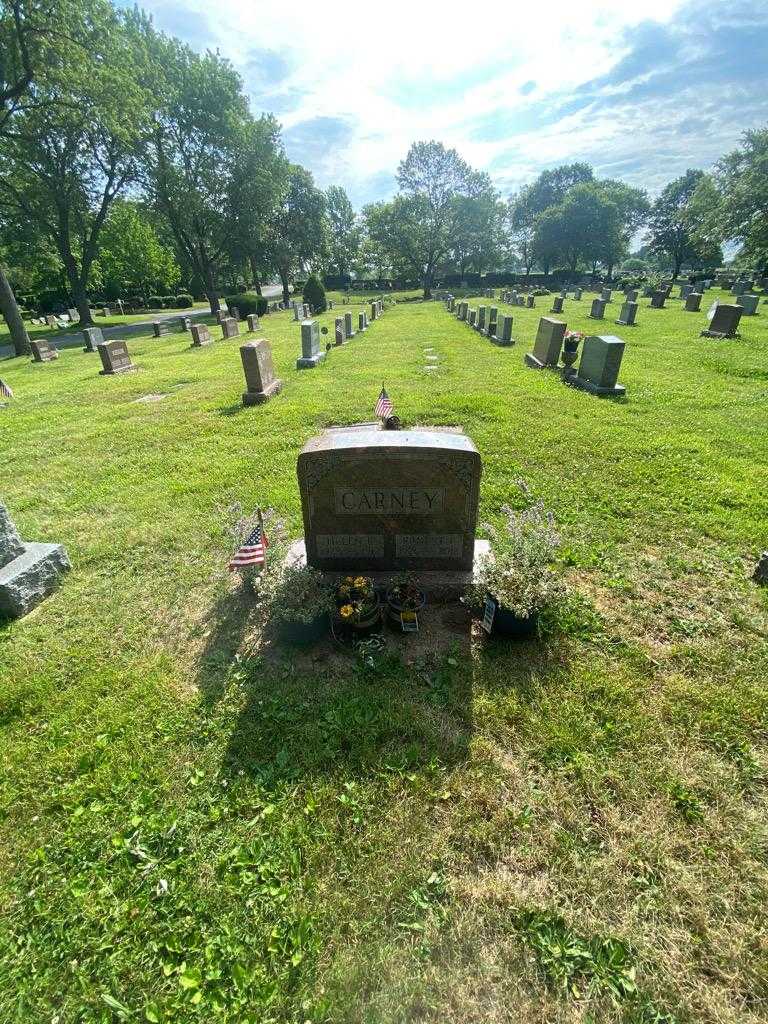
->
[[229, 509, 268, 571], [0, 379, 13, 399], [375, 385, 393, 420]]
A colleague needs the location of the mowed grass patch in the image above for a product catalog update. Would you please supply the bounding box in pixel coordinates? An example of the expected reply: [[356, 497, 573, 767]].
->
[[1, 292, 768, 1022]]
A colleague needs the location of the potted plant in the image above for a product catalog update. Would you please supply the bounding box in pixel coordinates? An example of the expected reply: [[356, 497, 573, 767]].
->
[[561, 330, 582, 379], [386, 574, 426, 629], [467, 484, 564, 640], [255, 558, 333, 646], [333, 576, 381, 636]]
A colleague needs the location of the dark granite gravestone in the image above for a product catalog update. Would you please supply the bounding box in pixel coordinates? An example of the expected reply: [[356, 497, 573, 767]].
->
[[468, 308, 477, 327], [571, 335, 626, 397], [625, 289, 638, 302], [551, 296, 564, 314], [0, 502, 71, 619], [649, 291, 666, 308], [684, 293, 702, 312], [616, 301, 638, 326], [526, 295, 535, 308], [701, 304, 743, 338], [457, 302, 467, 321], [221, 317, 239, 339], [370, 302, 377, 321], [191, 324, 211, 347], [334, 317, 345, 345], [297, 320, 325, 369], [737, 294, 759, 315], [82, 326, 103, 352], [573, 287, 582, 300], [477, 307, 487, 332], [152, 320, 169, 338], [240, 338, 282, 405], [588, 298, 606, 320], [30, 339, 59, 362], [344, 311, 355, 338], [230, 306, 240, 321], [448, 297, 455, 312], [487, 308, 498, 338], [247, 313, 260, 332], [358, 311, 367, 332], [492, 314, 514, 346], [297, 428, 482, 573], [601, 288, 612, 302], [525, 317, 567, 369], [97, 340, 136, 374]]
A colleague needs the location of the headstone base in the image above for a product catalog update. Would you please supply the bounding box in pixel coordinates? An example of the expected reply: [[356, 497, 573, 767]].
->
[[491, 336, 515, 347], [0, 542, 71, 619], [569, 377, 626, 398], [99, 364, 137, 375], [284, 537, 491, 602], [242, 378, 283, 405], [614, 319, 636, 326], [296, 352, 326, 370], [700, 329, 740, 339], [524, 353, 553, 369]]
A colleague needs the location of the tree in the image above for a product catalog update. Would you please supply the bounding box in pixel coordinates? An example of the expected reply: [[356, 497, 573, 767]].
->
[[532, 184, 621, 275], [303, 273, 326, 313], [506, 190, 538, 277], [0, 1, 149, 327], [449, 185, 502, 279], [265, 165, 327, 305], [646, 170, 709, 278], [325, 185, 360, 278], [94, 200, 179, 298], [143, 27, 250, 315], [522, 163, 594, 218], [707, 127, 768, 271], [593, 179, 650, 277]]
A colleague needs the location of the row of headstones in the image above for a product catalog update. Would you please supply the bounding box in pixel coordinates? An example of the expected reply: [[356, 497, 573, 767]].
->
[[298, 302, 384, 369], [448, 298, 515, 345]]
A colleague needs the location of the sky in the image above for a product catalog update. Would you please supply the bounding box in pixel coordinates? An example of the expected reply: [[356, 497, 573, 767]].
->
[[138, 0, 768, 209]]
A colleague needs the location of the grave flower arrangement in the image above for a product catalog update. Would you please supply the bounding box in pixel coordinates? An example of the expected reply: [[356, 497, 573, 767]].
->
[[563, 330, 583, 353], [334, 575, 381, 634], [467, 481, 564, 639], [386, 574, 426, 627]]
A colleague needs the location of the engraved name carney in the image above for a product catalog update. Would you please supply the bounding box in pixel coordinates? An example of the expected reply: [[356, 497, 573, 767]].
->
[[333, 487, 444, 515]]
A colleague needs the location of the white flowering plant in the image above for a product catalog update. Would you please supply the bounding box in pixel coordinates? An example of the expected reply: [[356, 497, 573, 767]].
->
[[254, 557, 334, 626], [467, 482, 565, 619]]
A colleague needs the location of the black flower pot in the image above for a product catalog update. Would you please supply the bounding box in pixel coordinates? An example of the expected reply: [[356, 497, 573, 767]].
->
[[278, 612, 329, 647], [386, 588, 426, 628], [483, 594, 539, 640]]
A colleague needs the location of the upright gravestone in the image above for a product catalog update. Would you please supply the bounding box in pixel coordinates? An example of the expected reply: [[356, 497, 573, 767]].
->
[[297, 320, 325, 369], [551, 296, 564, 314], [487, 307, 498, 337], [30, 339, 59, 362], [358, 311, 367, 333], [477, 307, 487, 333], [448, 297, 455, 312], [68, 307, 78, 321], [525, 317, 567, 370], [571, 335, 626, 397], [737, 294, 759, 315], [625, 289, 638, 302], [468, 309, 477, 328], [0, 502, 71, 619], [370, 302, 378, 321], [616, 301, 638, 326], [247, 313, 260, 332], [222, 317, 239, 339], [293, 302, 302, 322], [45, 314, 58, 329], [230, 306, 241, 322], [457, 302, 467, 322], [344, 311, 355, 339], [649, 291, 666, 309], [97, 340, 136, 375], [526, 295, 535, 308], [297, 428, 482, 575], [601, 288, 612, 303], [82, 326, 103, 353], [680, 284, 692, 299], [191, 324, 211, 347], [701, 304, 743, 338], [492, 314, 514, 346], [573, 287, 582, 300], [684, 293, 702, 312], [241, 338, 282, 404], [588, 298, 606, 320], [152, 320, 169, 338], [102, 306, 111, 317], [335, 317, 345, 345], [303, 303, 311, 319]]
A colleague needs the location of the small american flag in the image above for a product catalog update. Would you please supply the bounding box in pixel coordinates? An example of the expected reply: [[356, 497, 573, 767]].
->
[[0, 379, 13, 399], [375, 386, 393, 419], [229, 513, 268, 571]]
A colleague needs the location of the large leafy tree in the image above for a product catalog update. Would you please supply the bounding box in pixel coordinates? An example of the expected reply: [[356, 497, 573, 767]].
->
[[265, 165, 327, 305], [325, 185, 360, 278], [593, 179, 650, 277], [706, 127, 768, 270], [533, 184, 620, 274], [646, 169, 710, 277], [93, 200, 180, 299], [0, 1, 149, 328], [449, 183, 503, 279]]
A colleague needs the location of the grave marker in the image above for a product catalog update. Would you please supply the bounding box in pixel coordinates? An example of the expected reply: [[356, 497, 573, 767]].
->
[[297, 320, 325, 369], [524, 317, 567, 369], [701, 304, 743, 338], [221, 317, 239, 339], [551, 296, 564, 314], [152, 320, 169, 338], [571, 335, 626, 397], [344, 311, 355, 338], [737, 294, 759, 315], [82, 326, 103, 352], [97, 340, 136, 375], [492, 314, 514, 346], [616, 301, 638, 326], [0, 502, 71, 619], [684, 293, 702, 312], [240, 338, 282, 404], [335, 317, 345, 345], [191, 324, 211, 347], [588, 298, 606, 320], [247, 313, 260, 332], [30, 339, 59, 363], [649, 291, 666, 309]]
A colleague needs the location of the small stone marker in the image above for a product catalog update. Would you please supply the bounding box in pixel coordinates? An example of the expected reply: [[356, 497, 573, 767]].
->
[[551, 296, 564, 314], [737, 294, 759, 315], [588, 298, 606, 320], [616, 301, 638, 326], [152, 320, 169, 338], [649, 291, 666, 309], [68, 307, 78, 320], [344, 311, 355, 338], [448, 297, 455, 312], [102, 306, 111, 317], [680, 284, 692, 299], [303, 303, 311, 319], [526, 295, 535, 308], [525, 317, 567, 369], [82, 326, 103, 352], [358, 311, 367, 333], [457, 302, 467, 321], [487, 308, 498, 337], [297, 320, 325, 369], [293, 302, 302, 321], [247, 313, 260, 332], [477, 307, 487, 332], [571, 335, 626, 397], [626, 289, 638, 302], [45, 314, 58, 328], [370, 302, 377, 321], [492, 314, 514, 346], [468, 308, 477, 327], [573, 287, 583, 300], [335, 317, 345, 345], [601, 288, 612, 303], [97, 340, 136, 375], [191, 324, 211, 347], [701, 304, 743, 338], [297, 428, 482, 573], [0, 502, 71, 619], [240, 338, 282, 405], [30, 339, 59, 363], [221, 317, 239, 339], [684, 292, 702, 312]]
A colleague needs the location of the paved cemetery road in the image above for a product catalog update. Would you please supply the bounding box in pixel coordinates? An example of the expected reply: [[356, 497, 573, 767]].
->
[[0, 284, 288, 359]]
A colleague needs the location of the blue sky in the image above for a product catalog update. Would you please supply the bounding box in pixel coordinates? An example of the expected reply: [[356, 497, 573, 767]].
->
[[138, 0, 768, 208]]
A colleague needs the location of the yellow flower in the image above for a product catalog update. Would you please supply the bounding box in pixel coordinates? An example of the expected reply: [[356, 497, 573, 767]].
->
[[339, 604, 354, 619], [344, 576, 355, 584], [353, 576, 368, 588], [338, 585, 350, 598]]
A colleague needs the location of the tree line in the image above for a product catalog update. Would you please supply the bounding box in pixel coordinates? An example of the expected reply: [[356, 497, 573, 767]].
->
[[1, 0, 766, 357]]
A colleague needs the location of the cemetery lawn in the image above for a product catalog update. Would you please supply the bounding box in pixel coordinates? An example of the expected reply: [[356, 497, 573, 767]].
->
[[0, 303, 211, 346], [2, 292, 768, 1024]]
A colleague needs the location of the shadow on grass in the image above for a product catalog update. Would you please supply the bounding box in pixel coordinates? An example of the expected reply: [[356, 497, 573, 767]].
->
[[217, 401, 248, 417]]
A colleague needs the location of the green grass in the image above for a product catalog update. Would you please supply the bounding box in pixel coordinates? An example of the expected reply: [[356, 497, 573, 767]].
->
[[1, 303, 211, 345], [1, 291, 768, 1023]]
